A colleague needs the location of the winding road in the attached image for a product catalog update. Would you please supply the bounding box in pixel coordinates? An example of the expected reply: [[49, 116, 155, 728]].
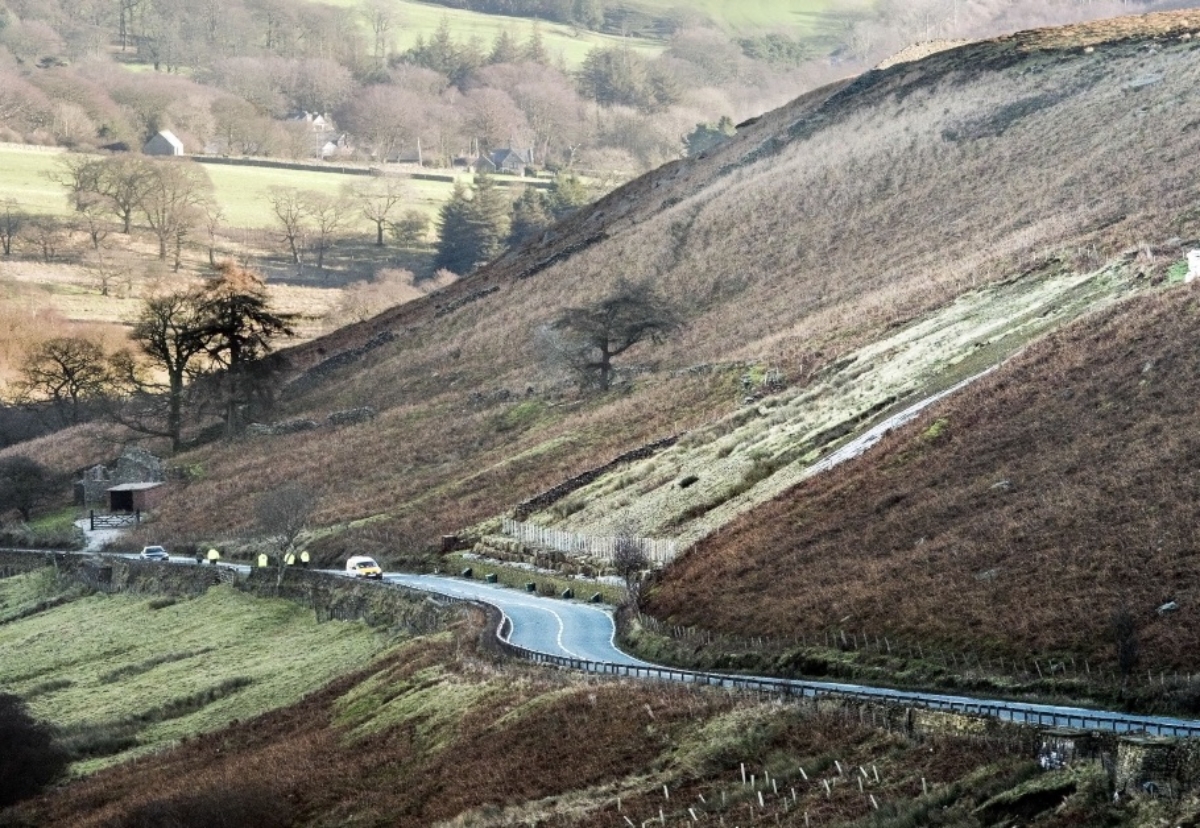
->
[[385, 572, 1200, 739]]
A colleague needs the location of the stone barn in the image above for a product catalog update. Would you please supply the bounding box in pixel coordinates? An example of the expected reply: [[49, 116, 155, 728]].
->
[[107, 482, 166, 513], [143, 130, 184, 156]]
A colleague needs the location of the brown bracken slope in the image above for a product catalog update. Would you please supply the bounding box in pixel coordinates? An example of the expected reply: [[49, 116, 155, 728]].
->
[[643, 286, 1200, 675]]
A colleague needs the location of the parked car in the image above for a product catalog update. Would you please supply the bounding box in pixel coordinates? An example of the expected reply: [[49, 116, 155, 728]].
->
[[140, 545, 169, 561], [345, 555, 382, 579]]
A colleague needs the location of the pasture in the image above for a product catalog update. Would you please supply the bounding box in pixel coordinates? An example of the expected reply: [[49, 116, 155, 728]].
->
[[0, 572, 386, 773], [629, 0, 847, 33], [334, 0, 665, 64]]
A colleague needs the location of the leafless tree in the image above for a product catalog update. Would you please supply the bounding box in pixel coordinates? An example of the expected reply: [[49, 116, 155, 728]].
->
[[22, 218, 67, 264], [355, 179, 407, 246], [139, 160, 214, 267], [256, 483, 318, 587], [302, 190, 350, 270], [613, 525, 649, 606], [12, 336, 114, 427], [0, 200, 24, 256], [267, 186, 309, 264]]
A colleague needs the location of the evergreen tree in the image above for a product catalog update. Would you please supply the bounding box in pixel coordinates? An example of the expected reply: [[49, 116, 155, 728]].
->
[[509, 186, 552, 246], [684, 115, 736, 157], [546, 173, 590, 219], [489, 28, 521, 65], [572, 0, 605, 30], [523, 22, 548, 64], [433, 182, 476, 274], [434, 175, 512, 274], [577, 45, 677, 111]]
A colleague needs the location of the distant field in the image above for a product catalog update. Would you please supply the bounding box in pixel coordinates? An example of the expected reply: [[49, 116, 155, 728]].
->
[[0, 145, 462, 231], [628, 0, 847, 34], [0, 143, 69, 214], [348, 1, 664, 64], [0, 573, 385, 773], [198, 162, 456, 230]]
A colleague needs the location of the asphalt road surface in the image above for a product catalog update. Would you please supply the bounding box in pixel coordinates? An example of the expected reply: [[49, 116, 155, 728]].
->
[[387, 573, 651, 667]]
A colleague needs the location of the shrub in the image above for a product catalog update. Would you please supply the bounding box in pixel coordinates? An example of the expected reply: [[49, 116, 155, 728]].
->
[[0, 693, 70, 807]]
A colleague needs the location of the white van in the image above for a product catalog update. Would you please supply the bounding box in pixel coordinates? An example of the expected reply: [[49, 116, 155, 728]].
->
[[345, 555, 383, 579]]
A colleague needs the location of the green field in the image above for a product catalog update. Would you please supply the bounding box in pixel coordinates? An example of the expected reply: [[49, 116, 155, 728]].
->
[[628, 0, 844, 33], [0, 572, 386, 773], [0, 144, 463, 232], [353, 1, 665, 64], [0, 143, 70, 214], [199, 163, 457, 230]]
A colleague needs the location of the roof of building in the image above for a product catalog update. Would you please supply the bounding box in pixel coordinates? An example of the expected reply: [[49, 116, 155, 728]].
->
[[107, 482, 165, 492]]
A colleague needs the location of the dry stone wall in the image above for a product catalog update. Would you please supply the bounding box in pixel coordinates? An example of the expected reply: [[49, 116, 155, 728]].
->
[[512, 434, 680, 521]]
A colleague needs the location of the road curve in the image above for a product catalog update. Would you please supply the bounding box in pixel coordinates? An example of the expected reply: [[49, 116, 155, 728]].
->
[[383, 572, 1200, 739], [46, 552, 1200, 736], [387, 573, 650, 667]]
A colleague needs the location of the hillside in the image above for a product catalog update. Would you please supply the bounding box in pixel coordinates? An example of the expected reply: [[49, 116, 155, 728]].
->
[[92, 9, 1200, 558], [638, 286, 1200, 693], [11, 581, 1194, 828]]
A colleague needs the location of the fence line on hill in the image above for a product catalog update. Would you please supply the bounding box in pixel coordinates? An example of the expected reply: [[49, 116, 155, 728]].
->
[[501, 518, 678, 564]]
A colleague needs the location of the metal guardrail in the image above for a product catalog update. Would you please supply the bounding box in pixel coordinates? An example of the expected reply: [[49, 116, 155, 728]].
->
[[490, 621, 1200, 739], [8, 547, 1200, 740]]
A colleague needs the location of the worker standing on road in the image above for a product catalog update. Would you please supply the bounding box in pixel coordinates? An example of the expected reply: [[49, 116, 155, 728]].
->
[[206, 548, 220, 565]]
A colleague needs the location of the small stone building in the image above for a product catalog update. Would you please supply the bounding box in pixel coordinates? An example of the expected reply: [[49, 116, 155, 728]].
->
[[143, 129, 184, 156], [75, 447, 166, 507], [107, 482, 166, 513]]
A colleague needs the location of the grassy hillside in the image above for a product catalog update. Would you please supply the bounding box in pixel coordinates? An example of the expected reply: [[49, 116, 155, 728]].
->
[[14, 605, 1191, 828], [0, 571, 385, 773], [93, 10, 1200, 558]]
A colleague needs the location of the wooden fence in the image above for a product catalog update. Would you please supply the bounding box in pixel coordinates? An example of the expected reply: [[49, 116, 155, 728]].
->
[[501, 518, 678, 565]]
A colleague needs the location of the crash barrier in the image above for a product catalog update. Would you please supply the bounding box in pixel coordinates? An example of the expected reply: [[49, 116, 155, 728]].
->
[[8, 547, 1200, 740], [490, 623, 1200, 740]]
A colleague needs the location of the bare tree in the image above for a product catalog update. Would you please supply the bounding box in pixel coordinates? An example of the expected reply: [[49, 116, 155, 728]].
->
[[124, 290, 214, 451], [302, 191, 350, 270], [267, 187, 308, 265], [0, 200, 24, 256], [612, 525, 649, 606], [22, 218, 67, 264], [95, 155, 156, 234], [552, 279, 682, 391], [355, 179, 407, 246], [12, 336, 114, 427], [201, 203, 224, 267], [139, 160, 214, 267], [256, 483, 318, 588], [0, 456, 60, 524]]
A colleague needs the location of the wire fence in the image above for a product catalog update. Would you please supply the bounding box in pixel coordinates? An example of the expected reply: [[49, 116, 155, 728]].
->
[[501, 518, 678, 564]]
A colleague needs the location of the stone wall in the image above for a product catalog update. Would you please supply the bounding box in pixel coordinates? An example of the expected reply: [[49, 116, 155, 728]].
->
[[0, 549, 456, 634], [240, 568, 455, 634], [512, 434, 681, 520], [287, 330, 397, 395], [1115, 736, 1200, 798]]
